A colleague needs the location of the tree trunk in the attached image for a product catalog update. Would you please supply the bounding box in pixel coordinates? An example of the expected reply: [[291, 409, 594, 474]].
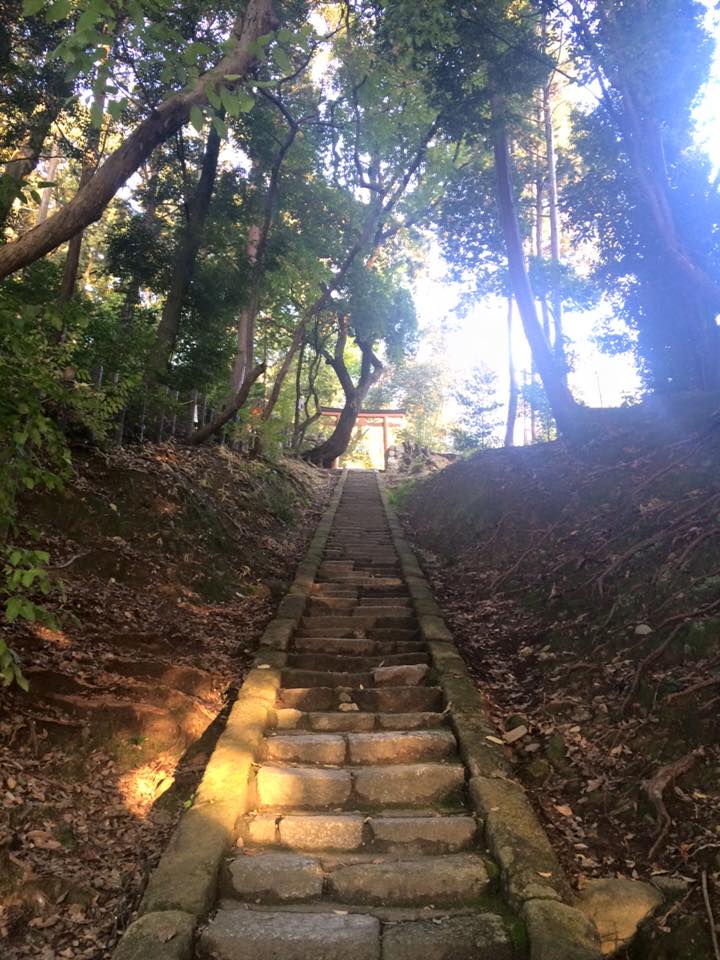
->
[[568, 0, 720, 322], [304, 333, 384, 467], [292, 339, 305, 445], [37, 152, 60, 224], [145, 124, 221, 383], [261, 320, 306, 422], [57, 125, 102, 303], [305, 394, 360, 468], [504, 295, 518, 447], [0, 0, 276, 280], [491, 104, 577, 433], [188, 362, 266, 445], [0, 104, 61, 229], [543, 75, 565, 370]]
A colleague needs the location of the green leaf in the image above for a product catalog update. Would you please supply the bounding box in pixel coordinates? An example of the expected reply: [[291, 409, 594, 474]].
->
[[22, 0, 45, 15], [272, 46, 293, 75], [212, 114, 228, 138], [46, 0, 70, 20], [237, 90, 255, 113], [5, 597, 21, 623], [207, 85, 222, 110], [189, 105, 205, 133], [90, 98, 104, 128]]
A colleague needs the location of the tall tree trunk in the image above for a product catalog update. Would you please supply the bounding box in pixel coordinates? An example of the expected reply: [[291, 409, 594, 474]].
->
[[491, 102, 577, 433], [261, 321, 307, 423], [504, 295, 518, 447], [37, 151, 60, 224], [543, 74, 565, 370], [0, 104, 61, 229], [292, 339, 305, 445], [0, 0, 276, 280], [145, 125, 221, 384], [121, 169, 161, 323], [568, 0, 720, 323], [57, 125, 103, 304]]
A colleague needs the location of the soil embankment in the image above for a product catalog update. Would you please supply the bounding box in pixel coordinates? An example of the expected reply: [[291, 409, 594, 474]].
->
[[399, 396, 720, 959], [0, 444, 331, 958]]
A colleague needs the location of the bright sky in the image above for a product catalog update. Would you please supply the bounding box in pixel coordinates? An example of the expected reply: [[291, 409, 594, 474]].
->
[[413, 3, 720, 433]]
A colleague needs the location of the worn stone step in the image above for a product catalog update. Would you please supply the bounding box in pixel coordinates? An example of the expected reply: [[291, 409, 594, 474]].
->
[[381, 914, 513, 960], [281, 669, 374, 689], [287, 652, 430, 672], [347, 730, 456, 764], [256, 762, 464, 809], [357, 597, 411, 607], [367, 628, 419, 642], [264, 729, 455, 766], [257, 765, 351, 809], [308, 598, 358, 613], [274, 710, 446, 733], [224, 852, 323, 901], [292, 637, 425, 655], [264, 733, 347, 764], [242, 812, 477, 854], [353, 763, 465, 807], [300, 615, 415, 630], [200, 908, 380, 960], [326, 853, 491, 906], [276, 686, 443, 713], [311, 585, 359, 597], [280, 666, 429, 690]]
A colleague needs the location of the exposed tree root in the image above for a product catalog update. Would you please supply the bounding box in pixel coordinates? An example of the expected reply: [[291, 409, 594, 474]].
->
[[643, 748, 705, 860]]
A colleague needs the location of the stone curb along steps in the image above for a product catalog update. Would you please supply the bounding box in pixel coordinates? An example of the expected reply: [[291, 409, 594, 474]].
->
[[111, 471, 349, 960], [112, 468, 663, 960]]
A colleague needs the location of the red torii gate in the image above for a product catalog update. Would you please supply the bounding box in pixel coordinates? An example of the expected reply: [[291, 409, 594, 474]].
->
[[319, 407, 406, 468]]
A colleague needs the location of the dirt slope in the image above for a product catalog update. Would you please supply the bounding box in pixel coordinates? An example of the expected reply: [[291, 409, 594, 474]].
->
[[0, 444, 331, 959], [400, 394, 720, 959]]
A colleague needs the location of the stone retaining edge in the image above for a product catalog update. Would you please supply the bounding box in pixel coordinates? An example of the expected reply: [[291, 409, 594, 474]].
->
[[111, 469, 348, 959], [375, 472, 602, 960]]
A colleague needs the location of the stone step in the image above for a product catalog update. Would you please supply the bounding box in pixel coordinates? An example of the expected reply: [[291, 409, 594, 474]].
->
[[241, 812, 478, 853], [222, 851, 491, 908], [280, 665, 429, 690], [299, 615, 416, 630], [292, 637, 425, 655], [326, 853, 491, 906], [256, 762, 465, 809], [276, 685, 443, 713], [380, 914, 513, 960], [263, 730, 456, 765], [200, 907, 380, 960], [274, 710, 447, 733], [357, 597, 411, 607], [287, 652, 430, 672], [346, 730, 456, 764], [367, 628, 419, 643], [281, 669, 374, 689]]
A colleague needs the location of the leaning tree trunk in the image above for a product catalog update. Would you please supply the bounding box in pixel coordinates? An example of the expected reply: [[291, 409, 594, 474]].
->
[[0, 0, 276, 280], [304, 333, 384, 467], [492, 104, 577, 433], [145, 124, 221, 384], [306, 395, 361, 468]]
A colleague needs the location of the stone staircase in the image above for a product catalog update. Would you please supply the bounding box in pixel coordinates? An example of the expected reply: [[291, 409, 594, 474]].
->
[[199, 470, 514, 958], [118, 469, 614, 960]]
